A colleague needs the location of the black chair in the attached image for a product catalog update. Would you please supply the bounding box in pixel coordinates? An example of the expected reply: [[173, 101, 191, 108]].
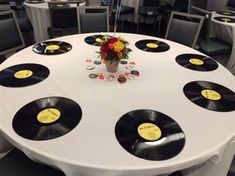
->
[[0, 148, 65, 176], [0, 10, 25, 63], [165, 11, 204, 48], [227, 0, 235, 10], [110, 0, 135, 31], [77, 6, 109, 33], [9, 0, 34, 45], [190, 6, 232, 64], [0, 0, 10, 11], [137, 0, 161, 34], [48, 2, 78, 38]]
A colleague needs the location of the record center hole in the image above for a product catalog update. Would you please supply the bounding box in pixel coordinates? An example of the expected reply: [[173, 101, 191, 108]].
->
[[46, 45, 60, 51], [189, 58, 204, 65], [14, 70, 33, 79], [37, 108, 61, 124], [137, 123, 162, 141], [146, 43, 158, 49], [201, 89, 221, 101]]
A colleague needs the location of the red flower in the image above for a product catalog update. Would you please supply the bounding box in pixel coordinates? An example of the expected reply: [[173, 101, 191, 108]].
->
[[101, 52, 108, 59], [107, 37, 118, 44]]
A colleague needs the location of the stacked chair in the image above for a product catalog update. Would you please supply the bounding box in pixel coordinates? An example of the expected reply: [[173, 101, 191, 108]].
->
[[137, 0, 161, 34]]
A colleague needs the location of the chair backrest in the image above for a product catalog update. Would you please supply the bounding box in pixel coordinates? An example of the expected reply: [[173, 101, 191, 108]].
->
[[48, 2, 78, 29], [165, 11, 204, 48], [77, 6, 109, 33], [0, 10, 25, 56], [190, 6, 211, 42]]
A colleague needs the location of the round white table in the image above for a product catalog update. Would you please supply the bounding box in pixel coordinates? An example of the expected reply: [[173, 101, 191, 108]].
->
[[211, 11, 235, 75], [0, 33, 235, 176]]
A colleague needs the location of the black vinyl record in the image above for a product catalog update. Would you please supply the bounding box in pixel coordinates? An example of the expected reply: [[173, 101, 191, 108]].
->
[[213, 17, 235, 23], [183, 81, 235, 112], [13, 97, 82, 140], [25, 0, 44, 4], [135, 39, 170, 52], [0, 63, 49, 87], [32, 41, 72, 55], [84, 35, 105, 46], [216, 11, 235, 16], [176, 54, 218, 71], [115, 109, 185, 161]]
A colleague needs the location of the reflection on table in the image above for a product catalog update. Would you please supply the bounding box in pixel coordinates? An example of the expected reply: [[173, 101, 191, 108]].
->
[[0, 33, 235, 176]]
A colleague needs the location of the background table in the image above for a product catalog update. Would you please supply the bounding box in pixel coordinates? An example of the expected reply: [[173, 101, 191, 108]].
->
[[0, 33, 234, 176], [211, 11, 235, 75], [24, 1, 85, 43]]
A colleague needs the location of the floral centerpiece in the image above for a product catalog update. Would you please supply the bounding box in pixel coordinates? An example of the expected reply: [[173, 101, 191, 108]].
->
[[97, 35, 132, 73]]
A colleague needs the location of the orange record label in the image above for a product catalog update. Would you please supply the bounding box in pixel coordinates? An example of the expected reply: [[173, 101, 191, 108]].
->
[[37, 108, 61, 124], [189, 58, 204, 65], [14, 70, 33, 79], [137, 123, 161, 141], [146, 43, 158, 49], [201, 89, 221, 101], [46, 45, 60, 51]]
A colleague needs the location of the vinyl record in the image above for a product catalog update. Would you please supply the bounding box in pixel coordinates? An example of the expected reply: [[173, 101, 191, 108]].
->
[[25, 0, 44, 4], [84, 35, 105, 46], [213, 17, 235, 23], [216, 11, 235, 16], [176, 54, 218, 71], [0, 63, 49, 87], [135, 39, 170, 52], [115, 109, 185, 161], [32, 41, 72, 55], [183, 81, 235, 112], [13, 97, 82, 140]]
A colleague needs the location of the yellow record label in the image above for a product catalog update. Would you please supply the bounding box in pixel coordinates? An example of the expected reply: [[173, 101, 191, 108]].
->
[[223, 12, 231, 15], [46, 45, 60, 51], [146, 43, 158, 49], [56, 4, 64, 7], [14, 70, 33, 79], [189, 58, 204, 65], [37, 108, 61, 124], [137, 123, 161, 141], [95, 38, 102, 43], [201, 89, 221, 101], [222, 18, 231, 22]]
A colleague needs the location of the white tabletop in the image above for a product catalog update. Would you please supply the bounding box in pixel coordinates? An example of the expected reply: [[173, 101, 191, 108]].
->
[[0, 33, 234, 176]]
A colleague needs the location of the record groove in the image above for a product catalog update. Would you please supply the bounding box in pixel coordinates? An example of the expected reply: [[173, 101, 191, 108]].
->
[[33, 41, 72, 55], [0, 63, 49, 87], [176, 54, 218, 71], [216, 11, 235, 16], [13, 97, 82, 140], [115, 109, 185, 161], [135, 39, 170, 52], [213, 17, 235, 23], [84, 35, 105, 46], [183, 81, 235, 112]]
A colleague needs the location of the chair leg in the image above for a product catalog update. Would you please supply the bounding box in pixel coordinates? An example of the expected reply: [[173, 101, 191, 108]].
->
[[121, 15, 124, 32], [137, 16, 140, 33], [131, 13, 134, 32]]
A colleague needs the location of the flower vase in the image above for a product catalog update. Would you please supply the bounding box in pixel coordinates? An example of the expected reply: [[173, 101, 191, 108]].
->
[[105, 60, 119, 73]]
